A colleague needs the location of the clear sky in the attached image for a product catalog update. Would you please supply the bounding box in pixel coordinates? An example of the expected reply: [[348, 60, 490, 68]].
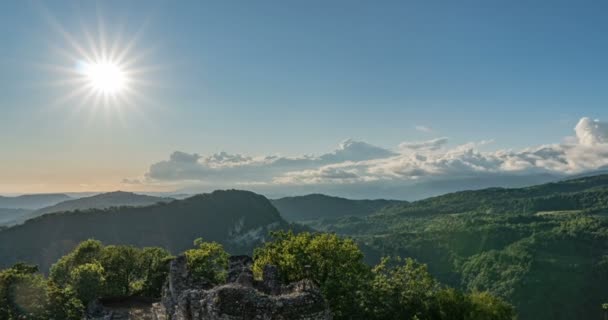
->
[[1, 1, 608, 194]]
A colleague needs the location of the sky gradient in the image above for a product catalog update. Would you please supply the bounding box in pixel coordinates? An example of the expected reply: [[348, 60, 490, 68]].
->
[[1, 1, 608, 195]]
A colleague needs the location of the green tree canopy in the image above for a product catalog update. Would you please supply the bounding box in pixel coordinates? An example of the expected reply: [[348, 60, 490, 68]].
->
[[253, 231, 371, 319], [0, 263, 82, 320], [185, 238, 229, 284], [49, 239, 172, 303], [69, 262, 105, 304]]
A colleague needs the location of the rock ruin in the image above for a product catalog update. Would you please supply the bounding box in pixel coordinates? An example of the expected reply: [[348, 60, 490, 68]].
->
[[87, 255, 331, 320]]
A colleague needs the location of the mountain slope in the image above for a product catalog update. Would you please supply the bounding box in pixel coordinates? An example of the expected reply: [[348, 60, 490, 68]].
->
[[0, 208, 32, 226], [378, 174, 608, 216], [306, 174, 608, 320], [0, 193, 71, 210], [32, 191, 172, 216], [0, 190, 289, 271], [271, 194, 404, 221]]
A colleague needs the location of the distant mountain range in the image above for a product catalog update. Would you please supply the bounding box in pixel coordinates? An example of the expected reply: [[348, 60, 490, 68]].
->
[[271, 194, 404, 221], [0, 191, 174, 227], [0, 193, 71, 209], [0, 190, 290, 271], [30, 190, 172, 217], [375, 173, 608, 216], [0, 208, 31, 226]]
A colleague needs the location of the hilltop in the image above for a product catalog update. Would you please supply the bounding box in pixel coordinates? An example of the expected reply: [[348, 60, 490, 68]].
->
[[377, 173, 608, 216], [271, 193, 404, 221], [0, 193, 71, 210], [25, 191, 172, 219], [0, 190, 290, 271]]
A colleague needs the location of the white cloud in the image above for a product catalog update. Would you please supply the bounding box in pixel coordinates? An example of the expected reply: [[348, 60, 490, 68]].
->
[[415, 125, 433, 133], [575, 117, 608, 146], [139, 117, 608, 199], [145, 139, 396, 184]]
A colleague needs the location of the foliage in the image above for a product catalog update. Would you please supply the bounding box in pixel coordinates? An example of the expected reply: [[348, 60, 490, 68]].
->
[[311, 201, 608, 319], [0, 263, 48, 319], [254, 231, 513, 320], [254, 231, 370, 319], [468, 291, 517, 320], [99, 245, 140, 296], [138, 247, 175, 297], [0, 263, 82, 320], [0, 233, 516, 320], [0, 190, 289, 272], [69, 262, 105, 303], [271, 194, 403, 221], [185, 238, 229, 284], [375, 174, 608, 217], [44, 283, 83, 320], [363, 257, 441, 319], [50, 239, 172, 304]]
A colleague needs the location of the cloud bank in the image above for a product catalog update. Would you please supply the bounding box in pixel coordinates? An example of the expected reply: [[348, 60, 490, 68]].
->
[[136, 117, 608, 199]]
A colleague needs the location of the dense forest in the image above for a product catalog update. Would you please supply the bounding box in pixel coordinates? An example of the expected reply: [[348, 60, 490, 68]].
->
[[0, 233, 514, 320], [271, 194, 404, 221], [0, 190, 290, 271], [304, 175, 608, 320], [1, 175, 608, 319]]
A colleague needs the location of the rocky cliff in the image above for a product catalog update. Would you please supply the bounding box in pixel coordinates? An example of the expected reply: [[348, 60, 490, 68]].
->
[[87, 255, 331, 320]]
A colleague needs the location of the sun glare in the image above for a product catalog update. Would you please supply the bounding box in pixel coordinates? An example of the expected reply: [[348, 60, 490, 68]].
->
[[81, 61, 128, 94], [41, 10, 163, 121]]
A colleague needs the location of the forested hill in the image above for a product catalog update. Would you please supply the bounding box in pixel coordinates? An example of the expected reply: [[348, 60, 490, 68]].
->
[[30, 191, 172, 217], [305, 174, 608, 320], [0, 190, 289, 271], [378, 174, 608, 216], [271, 194, 404, 221], [0, 193, 71, 209], [0, 208, 30, 226]]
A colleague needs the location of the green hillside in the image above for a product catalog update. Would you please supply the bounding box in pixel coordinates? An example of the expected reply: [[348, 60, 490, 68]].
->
[[0, 208, 31, 226], [22, 191, 172, 222], [0, 190, 289, 271], [271, 193, 404, 221], [305, 175, 608, 320], [378, 174, 608, 216]]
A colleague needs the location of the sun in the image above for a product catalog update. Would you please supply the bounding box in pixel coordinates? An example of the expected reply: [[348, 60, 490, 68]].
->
[[80, 61, 128, 95], [42, 13, 160, 115]]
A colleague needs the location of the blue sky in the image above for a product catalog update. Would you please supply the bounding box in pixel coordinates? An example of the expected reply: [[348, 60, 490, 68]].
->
[[1, 1, 608, 194]]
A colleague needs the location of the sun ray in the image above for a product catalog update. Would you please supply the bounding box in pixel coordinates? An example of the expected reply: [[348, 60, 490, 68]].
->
[[31, 3, 163, 127]]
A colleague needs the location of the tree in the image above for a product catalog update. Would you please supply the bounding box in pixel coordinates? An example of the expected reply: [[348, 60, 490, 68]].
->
[[137, 247, 173, 297], [0, 263, 48, 320], [184, 238, 229, 284], [69, 262, 105, 304], [99, 245, 140, 297], [45, 283, 83, 320], [50, 239, 104, 287], [363, 257, 442, 319], [0, 263, 84, 320], [253, 231, 370, 320], [49, 239, 172, 299], [468, 291, 516, 320]]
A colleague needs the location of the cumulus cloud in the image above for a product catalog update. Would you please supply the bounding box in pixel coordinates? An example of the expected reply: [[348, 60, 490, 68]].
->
[[320, 139, 397, 162], [145, 139, 396, 184], [575, 117, 608, 146], [140, 117, 608, 198]]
